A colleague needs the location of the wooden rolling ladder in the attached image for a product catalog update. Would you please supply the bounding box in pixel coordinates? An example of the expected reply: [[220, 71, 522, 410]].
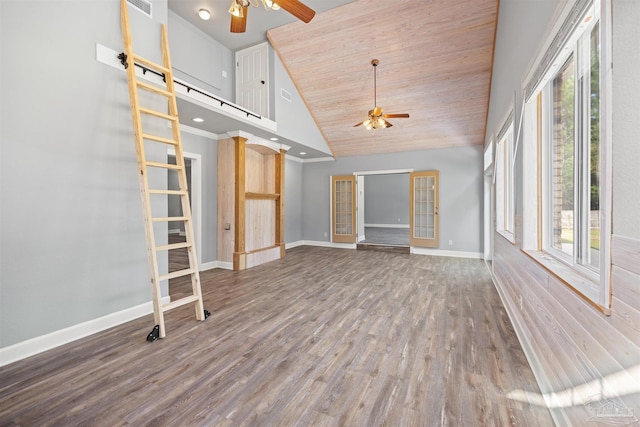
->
[[120, 0, 208, 341]]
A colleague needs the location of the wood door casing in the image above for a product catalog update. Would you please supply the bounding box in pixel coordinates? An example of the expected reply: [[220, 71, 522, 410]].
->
[[410, 171, 439, 248], [331, 175, 356, 243]]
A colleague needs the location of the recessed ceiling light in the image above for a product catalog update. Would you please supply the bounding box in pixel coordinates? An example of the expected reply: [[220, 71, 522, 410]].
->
[[299, 152, 307, 156], [192, 117, 204, 123], [198, 9, 211, 20], [270, 137, 278, 141]]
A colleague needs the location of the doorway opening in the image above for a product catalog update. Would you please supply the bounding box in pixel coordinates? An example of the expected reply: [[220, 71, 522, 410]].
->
[[166, 150, 201, 298], [355, 170, 411, 252]]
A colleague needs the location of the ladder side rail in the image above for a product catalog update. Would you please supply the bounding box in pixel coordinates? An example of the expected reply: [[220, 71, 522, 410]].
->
[[121, 0, 166, 336], [160, 25, 205, 321]]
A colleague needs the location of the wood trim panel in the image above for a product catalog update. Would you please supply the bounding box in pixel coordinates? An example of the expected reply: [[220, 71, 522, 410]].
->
[[275, 149, 285, 249], [245, 192, 280, 200], [409, 171, 439, 248], [245, 199, 276, 253], [612, 234, 640, 276], [233, 135, 246, 270], [331, 175, 356, 244], [246, 246, 281, 269], [492, 234, 640, 425]]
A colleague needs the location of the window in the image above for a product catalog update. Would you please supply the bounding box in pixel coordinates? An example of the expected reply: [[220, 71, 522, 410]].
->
[[495, 118, 515, 242], [545, 22, 601, 271], [522, 0, 610, 311]]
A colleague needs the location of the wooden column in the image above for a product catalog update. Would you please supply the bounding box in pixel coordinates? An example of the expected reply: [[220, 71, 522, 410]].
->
[[275, 149, 286, 258], [233, 136, 247, 270]]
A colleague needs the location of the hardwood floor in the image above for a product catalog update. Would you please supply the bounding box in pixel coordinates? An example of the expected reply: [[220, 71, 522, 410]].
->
[[0, 247, 553, 426]]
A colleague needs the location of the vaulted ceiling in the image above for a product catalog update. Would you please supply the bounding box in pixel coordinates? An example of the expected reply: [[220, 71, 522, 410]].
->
[[169, 0, 499, 158]]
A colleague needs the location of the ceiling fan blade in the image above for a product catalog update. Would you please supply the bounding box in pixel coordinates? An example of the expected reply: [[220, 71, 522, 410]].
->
[[383, 113, 410, 119], [230, 6, 248, 33], [371, 106, 383, 117], [353, 121, 365, 127], [276, 0, 316, 23], [383, 120, 393, 128]]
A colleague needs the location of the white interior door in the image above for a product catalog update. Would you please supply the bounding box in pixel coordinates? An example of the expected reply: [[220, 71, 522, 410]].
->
[[235, 42, 269, 117], [357, 175, 365, 242]]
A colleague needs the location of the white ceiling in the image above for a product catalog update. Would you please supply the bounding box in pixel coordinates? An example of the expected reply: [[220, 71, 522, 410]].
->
[[167, 0, 356, 51]]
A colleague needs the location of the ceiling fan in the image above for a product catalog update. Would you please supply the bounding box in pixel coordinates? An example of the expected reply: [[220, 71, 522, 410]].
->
[[354, 59, 410, 129], [229, 0, 316, 33]]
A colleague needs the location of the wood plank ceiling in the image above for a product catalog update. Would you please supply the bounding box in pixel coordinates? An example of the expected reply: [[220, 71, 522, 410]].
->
[[267, 0, 499, 158]]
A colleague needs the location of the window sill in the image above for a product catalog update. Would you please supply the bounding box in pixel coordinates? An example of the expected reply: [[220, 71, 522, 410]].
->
[[498, 229, 516, 244], [522, 250, 610, 316]]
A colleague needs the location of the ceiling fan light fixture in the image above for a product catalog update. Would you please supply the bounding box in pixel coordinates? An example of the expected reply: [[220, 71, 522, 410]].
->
[[228, 1, 244, 18], [263, 0, 280, 10], [198, 8, 211, 20]]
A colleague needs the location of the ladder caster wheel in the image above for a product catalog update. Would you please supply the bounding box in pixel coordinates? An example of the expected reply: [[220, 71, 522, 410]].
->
[[204, 309, 211, 319], [146, 325, 160, 342]]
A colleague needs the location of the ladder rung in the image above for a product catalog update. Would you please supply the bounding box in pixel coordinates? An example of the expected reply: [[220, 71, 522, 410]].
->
[[137, 81, 172, 97], [142, 133, 178, 145], [148, 189, 188, 195], [152, 216, 188, 222], [145, 161, 181, 170], [156, 242, 192, 251], [160, 268, 196, 282], [139, 107, 177, 121], [132, 54, 170, 75], [162, 295, 200, 312]]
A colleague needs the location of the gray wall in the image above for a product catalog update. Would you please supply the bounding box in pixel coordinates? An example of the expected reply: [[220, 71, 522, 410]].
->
[[180, 132, 218, 264], [363, 174, 409, 226], [0, 0, 169, 347], [302, 146, 484, 253], [168, 10, 234, 101], [284, 158, 303, 243]]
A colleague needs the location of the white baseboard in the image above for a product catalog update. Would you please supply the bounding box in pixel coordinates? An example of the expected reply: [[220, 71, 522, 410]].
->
[[199, 261, 218, 272], [285, 240, 306, 249], [365, 223, 410, 229], [410, 247, 483, 259], [0, 296, 170, 367], [216, 261, 233, 270]]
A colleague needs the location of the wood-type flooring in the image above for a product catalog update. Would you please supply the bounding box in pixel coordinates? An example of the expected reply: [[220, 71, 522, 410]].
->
[[0, 246, 554, 426]]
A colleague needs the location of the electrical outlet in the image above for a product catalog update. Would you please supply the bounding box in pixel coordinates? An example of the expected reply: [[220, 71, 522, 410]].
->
[[324, 232, 328, 237], [448, 240, 453, 246]]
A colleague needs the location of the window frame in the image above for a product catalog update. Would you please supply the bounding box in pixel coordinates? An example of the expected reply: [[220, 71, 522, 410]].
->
[[521, 0, 611, 313], [495, 113, 515, 243]]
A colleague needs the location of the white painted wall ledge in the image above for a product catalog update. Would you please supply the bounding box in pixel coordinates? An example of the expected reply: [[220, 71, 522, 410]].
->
[[286, 241, 482, 259]]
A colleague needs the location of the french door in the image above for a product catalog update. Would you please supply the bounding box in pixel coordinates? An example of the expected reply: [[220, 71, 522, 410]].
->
[[331, 175, 356, 243], [409, 171, 439, 248]]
